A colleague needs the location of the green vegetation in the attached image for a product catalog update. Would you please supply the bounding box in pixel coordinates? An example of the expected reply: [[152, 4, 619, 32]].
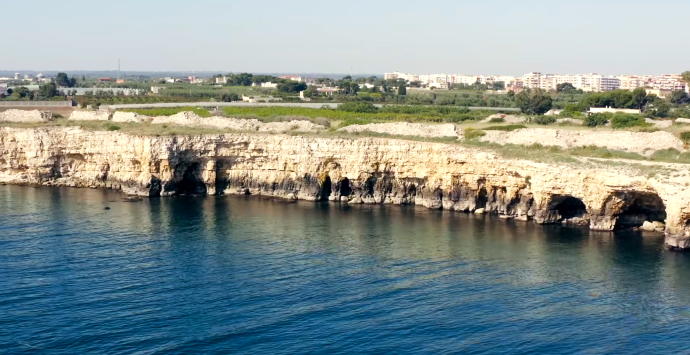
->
[[610, 113, 650, 129], [464, 128, 486, 139], [650, 149, 690, 164], [583, 113, 610, 127], [121, 107, 211, 117], [488, 117, 505, 123], [338, 101, 378, 113], [531, 115, 557, 125], [515, 89, 553, 115], [680, 131, 690, 143], [568, 145, 645, 160], [483, 124, 527, 131]]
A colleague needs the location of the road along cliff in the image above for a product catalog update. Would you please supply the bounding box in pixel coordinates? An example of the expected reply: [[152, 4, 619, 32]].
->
[[2, 126, 690, 250]]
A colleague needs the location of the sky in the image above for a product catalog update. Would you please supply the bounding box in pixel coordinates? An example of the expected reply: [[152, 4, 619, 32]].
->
[[1, 0, 689, 75]]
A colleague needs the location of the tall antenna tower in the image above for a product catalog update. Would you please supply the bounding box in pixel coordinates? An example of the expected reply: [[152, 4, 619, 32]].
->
[[118, 58, 121, 80]]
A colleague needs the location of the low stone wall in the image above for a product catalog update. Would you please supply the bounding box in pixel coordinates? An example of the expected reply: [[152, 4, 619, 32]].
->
[[338, 122, 459, 138], [0, 109, 51, 122], [480, 128, 685, 155]]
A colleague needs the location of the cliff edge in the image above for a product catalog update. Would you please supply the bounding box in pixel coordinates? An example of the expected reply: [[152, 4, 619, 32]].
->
[[2, 126, 690, 250]]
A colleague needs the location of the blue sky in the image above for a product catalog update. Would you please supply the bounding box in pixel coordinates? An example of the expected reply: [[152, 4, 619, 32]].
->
[[1, 0, 688, 75]]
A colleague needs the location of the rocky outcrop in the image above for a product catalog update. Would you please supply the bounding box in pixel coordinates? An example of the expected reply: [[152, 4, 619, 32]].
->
[[0, 109, 52, 122], [338, 122, 459, 138], [1, 126, 690, 250], [480, 128, 684, 155], [69, 110, 111, 121]]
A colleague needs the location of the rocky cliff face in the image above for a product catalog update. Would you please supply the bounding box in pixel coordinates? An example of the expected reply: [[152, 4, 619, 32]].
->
[[2, 126, 690, 249]]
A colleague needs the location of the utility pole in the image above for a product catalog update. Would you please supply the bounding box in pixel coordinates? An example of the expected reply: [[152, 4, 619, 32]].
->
[[118, 58, 121, 81]]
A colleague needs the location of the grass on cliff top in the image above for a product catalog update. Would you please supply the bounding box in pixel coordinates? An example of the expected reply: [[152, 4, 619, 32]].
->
[[114, 106, 495, 126], [120, 107, 212, 117]]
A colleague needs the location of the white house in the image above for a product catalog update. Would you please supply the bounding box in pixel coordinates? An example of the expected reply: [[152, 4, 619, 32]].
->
[[0, 84, 8, 96], [261, 82, 278, 88]]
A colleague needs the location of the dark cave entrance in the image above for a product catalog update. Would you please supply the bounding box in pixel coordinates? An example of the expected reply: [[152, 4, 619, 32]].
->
[[552, 195, 587, 220], [338, 177, 352, 197], [476, 187, 488, 209], [319, 175, 332, 201], [614, 192, 666, 230], [177, 163, 207, 195]]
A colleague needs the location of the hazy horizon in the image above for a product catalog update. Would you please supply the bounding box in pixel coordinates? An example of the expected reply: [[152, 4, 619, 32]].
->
[[2, 0, 689, 76]]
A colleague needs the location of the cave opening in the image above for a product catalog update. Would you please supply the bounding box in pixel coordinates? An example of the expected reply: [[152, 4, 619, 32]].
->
[[476, 187, 488, 209], [552, 196, 587, 220], [319, 175, 332, 201], [177, 163, 207, 195], [338, 177, 352, 197], [406, 184, 417, 198], [614, 192, 667, 230], [364, 176, 377, 196]]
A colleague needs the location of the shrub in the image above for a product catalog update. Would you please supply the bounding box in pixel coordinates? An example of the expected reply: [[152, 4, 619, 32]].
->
[[610, 113, 650, 129], [583, 113, 611, 127], [489, 117, 505, 123], [531, 116, 557, 125], [650, 149, 690, 163], [464, 128, 486, 140], [337, 101, 378, 113], [106, 123, 121, 131], [483, 124, 527, 131], [680, 131, 690, 143], [313, 117, 330, 128]]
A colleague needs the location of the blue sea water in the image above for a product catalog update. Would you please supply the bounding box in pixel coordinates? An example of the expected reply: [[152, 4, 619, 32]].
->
[[1, 185, 690, 354]]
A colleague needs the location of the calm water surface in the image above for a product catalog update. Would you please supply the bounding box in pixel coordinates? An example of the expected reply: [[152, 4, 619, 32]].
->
[[1, 185, 690, 354]]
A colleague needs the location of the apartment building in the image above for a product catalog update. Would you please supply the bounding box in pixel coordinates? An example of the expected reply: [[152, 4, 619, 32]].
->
[[384, 72, 419, 82], [521, 72, 620, 92]]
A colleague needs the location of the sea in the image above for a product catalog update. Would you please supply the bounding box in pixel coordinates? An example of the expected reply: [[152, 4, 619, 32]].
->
[[1, 185, 690, 354]]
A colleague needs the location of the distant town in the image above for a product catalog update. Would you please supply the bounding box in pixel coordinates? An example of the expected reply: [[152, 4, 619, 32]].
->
[[384, 71, 690, 98]]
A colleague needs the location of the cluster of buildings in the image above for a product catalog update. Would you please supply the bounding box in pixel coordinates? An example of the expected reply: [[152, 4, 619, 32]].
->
[[0, 73, 51, 84], [384, 71, 689, 94]]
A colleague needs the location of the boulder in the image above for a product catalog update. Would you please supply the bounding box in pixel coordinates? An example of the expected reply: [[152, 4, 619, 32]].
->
[[640, 221, 656, 232]]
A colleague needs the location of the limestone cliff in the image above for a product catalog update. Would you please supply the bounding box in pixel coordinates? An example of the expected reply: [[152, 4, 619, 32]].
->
[[2, 126, 690, 250]]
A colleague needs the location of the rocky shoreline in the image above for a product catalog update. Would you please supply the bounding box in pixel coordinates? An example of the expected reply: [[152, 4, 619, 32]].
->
[[1, 126, 690, 250]]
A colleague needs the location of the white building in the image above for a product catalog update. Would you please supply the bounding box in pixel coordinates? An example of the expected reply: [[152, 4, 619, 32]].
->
[[260, 82, 278, 88], [14, 73, 20, 80], [0, 84, 8, 96], [384, 72, 419, 82], [521, 72, 620, 92], [280, 75, 302, 82]]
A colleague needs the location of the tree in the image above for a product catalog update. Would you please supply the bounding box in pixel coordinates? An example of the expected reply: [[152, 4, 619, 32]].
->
[[515, 88, 553, 115], [408, 81, 421, 88], [670, 90, 690, 104], [682, 71, 690, 88], [55, 72, 76, 88], [304, 85, 318, 97], [491, 81, 505, 90], [556, 83, 577, 93], [38, 83, 59, 98], [277, 81, 307, 93], [631, 88, 649, 111], [397, 84, 406, 96], [226, 73, 253, 86]]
